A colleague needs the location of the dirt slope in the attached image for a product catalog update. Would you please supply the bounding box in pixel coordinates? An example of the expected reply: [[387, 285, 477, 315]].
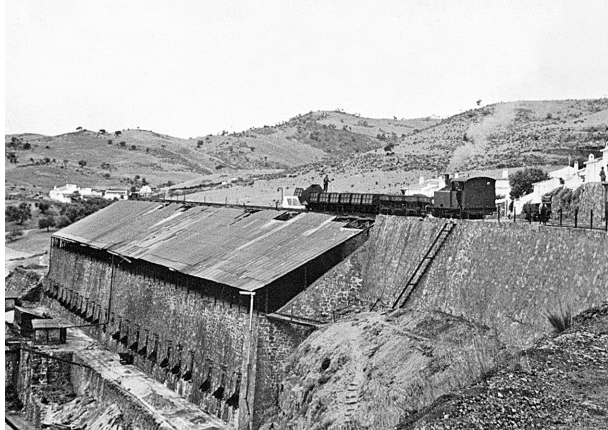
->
[[260, 310, 503, 430], [399, 303, 608, 430]]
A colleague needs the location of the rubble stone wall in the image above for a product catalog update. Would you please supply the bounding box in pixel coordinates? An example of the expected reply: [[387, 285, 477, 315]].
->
[[278, 215, 606, 350], [5, 345, 20, 388], [278, 217, 443, 321], [70, 359, 160, 430], [253, 317, 313, 428], [17, 347, 74, 428], [409, 220, 608, 347], [6, 266, 42, 300], [45, 247, 249, 427]]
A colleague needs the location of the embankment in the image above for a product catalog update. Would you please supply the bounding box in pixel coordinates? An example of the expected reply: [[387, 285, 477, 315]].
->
[[281, 215, 607, 347], [409, 219, 607, 347]]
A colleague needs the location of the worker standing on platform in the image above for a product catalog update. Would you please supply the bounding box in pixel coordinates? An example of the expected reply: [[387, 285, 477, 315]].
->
[[323, 175, 332, 192]]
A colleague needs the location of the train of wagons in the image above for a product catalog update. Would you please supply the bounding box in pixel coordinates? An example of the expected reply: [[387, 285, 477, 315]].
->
[[293, 174, 497, 219]]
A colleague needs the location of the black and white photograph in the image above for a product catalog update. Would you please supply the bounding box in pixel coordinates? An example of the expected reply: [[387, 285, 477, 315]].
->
[[4, 1, 608, 429]]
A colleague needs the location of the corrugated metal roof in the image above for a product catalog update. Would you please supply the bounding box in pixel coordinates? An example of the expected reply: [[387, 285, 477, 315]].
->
[[53, 201, 363, 291]]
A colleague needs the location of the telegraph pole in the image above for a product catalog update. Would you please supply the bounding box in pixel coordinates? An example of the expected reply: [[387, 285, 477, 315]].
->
[[603, 182, 608, 231]]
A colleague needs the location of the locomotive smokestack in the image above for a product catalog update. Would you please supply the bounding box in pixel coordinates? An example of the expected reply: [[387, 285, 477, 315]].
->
[[444, 173, 450, 186]]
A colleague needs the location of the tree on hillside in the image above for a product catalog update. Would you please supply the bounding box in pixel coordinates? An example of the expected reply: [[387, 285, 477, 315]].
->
[[99, 129, 106, 134], [78, 159, 87, 167], [114, 130, 122, 137], [54, 215, 72, 229], [36, 202, 50, 214], [509, 167, 550, 199], [38, 215, 55, 232], [76, 126, 83, 131], [6, 203, 31, 224], [6, 152, 18, 164]]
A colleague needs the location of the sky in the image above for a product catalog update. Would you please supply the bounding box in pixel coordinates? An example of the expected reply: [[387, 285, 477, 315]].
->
[[5, 0, 608, 138]]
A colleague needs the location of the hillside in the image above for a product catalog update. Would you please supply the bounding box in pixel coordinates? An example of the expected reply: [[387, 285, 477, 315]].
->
[[6, 98, 608, 204], [259, 310, 503, 430], [397, 99, 608, 172], [400, 303, 608, 430], [260, 303, 608, 430], [178, 98, 608, 206], [5, 112, 436, 198]]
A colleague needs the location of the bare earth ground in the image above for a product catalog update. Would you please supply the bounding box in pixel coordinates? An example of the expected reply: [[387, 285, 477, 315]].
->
[[399, 303, 608, 430]]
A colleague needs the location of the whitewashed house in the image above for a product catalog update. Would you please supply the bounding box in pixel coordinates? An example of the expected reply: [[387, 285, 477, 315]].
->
[[103, 189, 129, 200], [49, 184, 79, 203], [581, 143, 608, 183]]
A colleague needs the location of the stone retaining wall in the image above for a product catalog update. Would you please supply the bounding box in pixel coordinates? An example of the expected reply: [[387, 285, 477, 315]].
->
[[409, 220, 608, 347]]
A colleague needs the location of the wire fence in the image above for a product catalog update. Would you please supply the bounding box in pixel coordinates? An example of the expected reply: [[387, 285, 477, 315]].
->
[[497, 207, 608, 232]]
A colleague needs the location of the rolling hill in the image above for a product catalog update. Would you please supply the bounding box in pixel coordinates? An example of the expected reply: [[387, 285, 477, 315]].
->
[[5, 98, 608, 204]]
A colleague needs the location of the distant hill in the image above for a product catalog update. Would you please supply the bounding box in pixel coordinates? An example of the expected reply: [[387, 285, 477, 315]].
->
[[349, 98, 608, 176], [4, 112, 439, 196], [6, 99, 608, 200]]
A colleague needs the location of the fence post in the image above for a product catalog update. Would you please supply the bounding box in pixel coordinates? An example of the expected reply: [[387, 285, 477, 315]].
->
[[497, 206, 500, 224], [574, 208, 578, 228], [559, 208, 563, 226], [590, 210, 593, 230]]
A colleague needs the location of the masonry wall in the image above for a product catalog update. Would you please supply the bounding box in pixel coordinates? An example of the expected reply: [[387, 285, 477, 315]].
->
[[406, 220, 608, 347], [277, 215, 607, 350], [5, 344, 20, 388], [45, 246, 250, 427], [6, 267, 42, 301], [278, 217, 442, 321], [277, 247, 368, 322], [70, 359, 162, 430], [551, 182, 607, 224], [17, 346, 74, 428], [252, 317, 313, 429]]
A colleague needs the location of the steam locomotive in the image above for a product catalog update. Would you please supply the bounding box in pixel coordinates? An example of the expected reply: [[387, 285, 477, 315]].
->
[[293, 174, 496, 219]]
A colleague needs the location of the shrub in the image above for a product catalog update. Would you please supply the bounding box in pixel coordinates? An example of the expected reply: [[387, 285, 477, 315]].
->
[[546, 307, 572, 334], [6, 230, 23, 242], [119, 141, 126, 147], [78, 159, 87, 167]]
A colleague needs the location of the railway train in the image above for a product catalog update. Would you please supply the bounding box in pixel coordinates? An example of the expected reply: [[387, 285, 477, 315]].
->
[[293, 174, 497, 219]]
